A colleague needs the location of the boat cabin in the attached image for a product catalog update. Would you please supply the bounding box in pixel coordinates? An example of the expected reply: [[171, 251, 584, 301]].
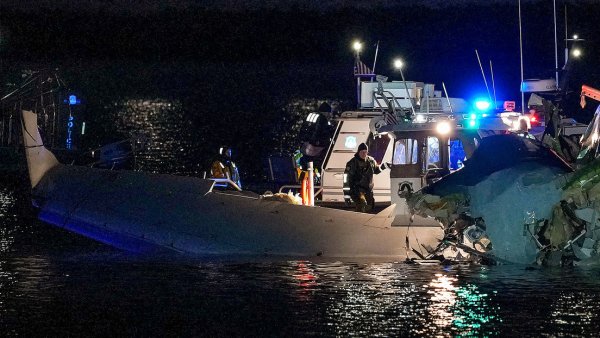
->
[[317, 79, 528, 223]]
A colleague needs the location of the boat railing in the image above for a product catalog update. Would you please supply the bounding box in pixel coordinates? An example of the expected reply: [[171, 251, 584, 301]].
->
[[373, 90, 416, 121], [373, 90, 400, 113], [208, 178, 242, 192]]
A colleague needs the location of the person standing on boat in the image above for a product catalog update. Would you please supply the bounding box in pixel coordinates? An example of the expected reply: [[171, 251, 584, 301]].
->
[[344, 142, 389, 213], [210, 146, 242, 189]]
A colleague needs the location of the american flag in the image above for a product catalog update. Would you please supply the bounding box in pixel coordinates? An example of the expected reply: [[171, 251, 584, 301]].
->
[[383, 110, 399, 125], [354, 60, 374, 76]]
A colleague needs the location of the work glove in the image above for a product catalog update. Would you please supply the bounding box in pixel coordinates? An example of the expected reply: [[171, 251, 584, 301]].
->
[[380, 162, 392, 170]]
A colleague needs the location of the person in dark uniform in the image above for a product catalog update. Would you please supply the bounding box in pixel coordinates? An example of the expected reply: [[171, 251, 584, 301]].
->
[[344, 142, 390, 212]]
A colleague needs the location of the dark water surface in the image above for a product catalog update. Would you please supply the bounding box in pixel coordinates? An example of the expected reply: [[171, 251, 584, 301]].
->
[[3, 175, 600, 337]]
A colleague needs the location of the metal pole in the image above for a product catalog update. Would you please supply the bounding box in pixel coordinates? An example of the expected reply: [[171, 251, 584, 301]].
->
[[475, 49, 492, 102], [564, 5, 568, 73], [308, 161, 315, 207], [490, 60, 497, 109], [518, 0, 525, 113], [554, 0, 559, 86], [442, 82, 454, 114], [356, 76, 361, 109], [399, 68, 416, 117], [372, 41, 380, 74]]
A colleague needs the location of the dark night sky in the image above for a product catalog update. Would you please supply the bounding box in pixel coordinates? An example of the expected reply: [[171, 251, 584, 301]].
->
[[1, 0, 599, 105]]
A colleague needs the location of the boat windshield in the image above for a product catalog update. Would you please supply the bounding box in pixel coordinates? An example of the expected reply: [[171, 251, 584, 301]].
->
[[366, 133, 391, 165], [449, 139, 467, 170], [393, 139, 418, 165], [426, 136, 441, 168]]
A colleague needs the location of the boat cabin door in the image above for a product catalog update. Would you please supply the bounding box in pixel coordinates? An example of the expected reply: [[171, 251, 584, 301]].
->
[[389, 130, 450, 222]]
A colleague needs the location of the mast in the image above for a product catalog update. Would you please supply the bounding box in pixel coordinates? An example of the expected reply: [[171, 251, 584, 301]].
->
[[518, 0, 525, 113], [564, 5, 568, 70], [475, 49, 492, 102], [554, 0, 559, 87], [490, 60, 497, 109], [442, 82, 453, 114], [372, 41, 380, 74]]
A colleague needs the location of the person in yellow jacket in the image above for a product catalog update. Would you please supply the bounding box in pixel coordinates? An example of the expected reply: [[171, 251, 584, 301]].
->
[[210, 146, 242, 188]]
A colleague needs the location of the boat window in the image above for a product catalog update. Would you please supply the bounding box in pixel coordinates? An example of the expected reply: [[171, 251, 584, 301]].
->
[[426, 136, 441, 168], [393, 139, 418, 165], [449, 139, 466, 170], [366, 133, 391, 164]]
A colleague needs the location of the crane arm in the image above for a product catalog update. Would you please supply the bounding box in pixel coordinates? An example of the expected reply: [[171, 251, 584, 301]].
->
[[581, 85, 600, 108]]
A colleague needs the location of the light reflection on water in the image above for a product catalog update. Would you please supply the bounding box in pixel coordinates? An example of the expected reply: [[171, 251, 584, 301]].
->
[[111, 98, 197, 174], [279, 261, 501, 337], [0, 186, 17, 253]]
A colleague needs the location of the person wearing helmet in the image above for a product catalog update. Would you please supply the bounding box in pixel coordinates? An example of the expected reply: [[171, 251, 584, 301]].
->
[[344, 142, 390, 212], [210, 146, 242, 189]]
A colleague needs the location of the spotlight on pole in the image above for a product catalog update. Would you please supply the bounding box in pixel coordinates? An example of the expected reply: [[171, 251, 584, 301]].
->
[[393, 58, 404, 70], [352, 41, 362, 57], [392, 57, 415, 117]]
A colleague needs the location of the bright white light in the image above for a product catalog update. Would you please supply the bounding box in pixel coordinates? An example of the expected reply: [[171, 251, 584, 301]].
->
[[393, 58, 404, 70], [352, 41, 362, 53], [573, 34, 579, 40], [475, 100, 490, 110], [436, 121, 451, 135], [415, 114, 426, 123], [572, 48, 582, 58]]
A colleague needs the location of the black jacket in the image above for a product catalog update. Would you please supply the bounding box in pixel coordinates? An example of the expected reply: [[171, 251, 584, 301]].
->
[[344, 153, 382, 195]]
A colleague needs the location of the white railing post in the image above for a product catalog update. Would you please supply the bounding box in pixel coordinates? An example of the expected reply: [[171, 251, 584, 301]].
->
[[308, 162, 315, 206]]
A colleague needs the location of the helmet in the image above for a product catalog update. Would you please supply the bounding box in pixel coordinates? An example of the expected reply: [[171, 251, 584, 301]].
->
[[219, 146, 232, 158]]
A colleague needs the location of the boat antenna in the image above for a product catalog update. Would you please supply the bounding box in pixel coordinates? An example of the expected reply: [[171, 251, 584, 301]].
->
[[490, 60, 498, 109], [442, 82, 453, 114], [553, 0, 559, 87], [565, 4, 569, 54], [475, 49, 492, 102], [518, 0, 525, 113], [372, 41, 380, 74], [564, 5, 568, 56]]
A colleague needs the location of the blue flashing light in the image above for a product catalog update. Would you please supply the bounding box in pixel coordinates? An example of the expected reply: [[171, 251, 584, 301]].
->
[[468, 119, 480, 128], [475, 99, 491, 111], [482, 113, 489, 117], [68, 95, 80, 105], [469, 113, 477, 120]]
